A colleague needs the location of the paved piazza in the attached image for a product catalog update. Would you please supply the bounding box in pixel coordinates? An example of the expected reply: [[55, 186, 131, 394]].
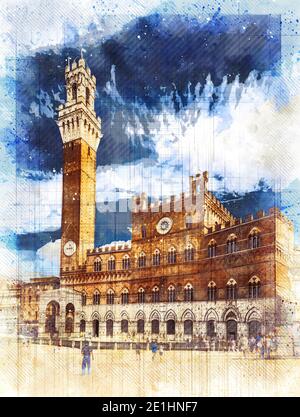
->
[[0, 337, 300, 397]]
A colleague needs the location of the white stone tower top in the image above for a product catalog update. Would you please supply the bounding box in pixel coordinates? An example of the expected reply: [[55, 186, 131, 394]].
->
[[57, 56, 102, 152]]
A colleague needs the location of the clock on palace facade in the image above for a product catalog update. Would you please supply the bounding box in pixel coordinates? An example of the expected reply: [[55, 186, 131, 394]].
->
[[156, 217, 173, 235], [63, 240, 77, 257]]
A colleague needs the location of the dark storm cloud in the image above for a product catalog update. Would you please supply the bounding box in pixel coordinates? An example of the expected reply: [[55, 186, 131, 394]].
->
[[11, 13, 281, 174]]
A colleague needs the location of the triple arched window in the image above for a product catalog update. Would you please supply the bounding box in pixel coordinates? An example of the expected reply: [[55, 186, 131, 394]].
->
[[208, 240, 217, 258], [106, 289, 115, 305], [152, 286, 160, 303], [249, 229, 260, 249], [138, 252, 146, 268], [167, 247, 177, 264], [121, 289, 129, 304], [168, 285, 176, 302], [184, 283, 194, 302], [152, 249, 161, 266], [108, 256, 116, 271], [227, 235, 237, 254], [249, 276, 261, 298], [184, 244, 195, 262], [208, 281, 217, 301], [94, 257, 102, 272], [226, 278, 237, 300], [93, 290, 100, 305], [138, 288, 145, 304], [122, 255, 130, 270]]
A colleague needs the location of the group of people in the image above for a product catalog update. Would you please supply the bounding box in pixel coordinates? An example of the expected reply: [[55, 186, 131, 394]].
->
[[80, 333, 278, 374]]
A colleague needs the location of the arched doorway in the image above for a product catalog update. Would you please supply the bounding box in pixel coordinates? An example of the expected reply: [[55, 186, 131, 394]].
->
[[121, 319, 128, 333], [137, 319, 144, 334], [106, 319, 113, 337], [151, 319, 159, 334], [207, 320, 216, 338], [93, 319, 99, 337], [248, 320, 261, 338], [166, 319, 175, 335], [226, 320, 237, 341], [79, 319, 86, 333], [45, 301, 60, 335], [184, 320, 193, 336], [65, 303, 75, 334]]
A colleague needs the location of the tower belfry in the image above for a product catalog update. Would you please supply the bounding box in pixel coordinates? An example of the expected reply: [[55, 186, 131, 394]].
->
[[57, 57, 102, 272]]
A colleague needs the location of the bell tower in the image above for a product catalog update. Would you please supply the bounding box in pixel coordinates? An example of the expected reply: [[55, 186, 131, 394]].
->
[[57, 56, 102, 273]]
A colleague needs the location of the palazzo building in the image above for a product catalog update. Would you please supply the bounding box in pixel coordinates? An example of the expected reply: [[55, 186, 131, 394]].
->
[[17, 58, 297, 345]]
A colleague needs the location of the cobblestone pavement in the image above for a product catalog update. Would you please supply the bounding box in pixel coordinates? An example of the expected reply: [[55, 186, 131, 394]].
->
[[0, 337, 299, 396]]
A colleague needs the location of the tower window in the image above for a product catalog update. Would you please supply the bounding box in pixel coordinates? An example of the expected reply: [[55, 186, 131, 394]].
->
[[86, 87, 90, 105], [141, 225, 147, 239], [72, 83, 77, 101], [88, 147, 90, 156]]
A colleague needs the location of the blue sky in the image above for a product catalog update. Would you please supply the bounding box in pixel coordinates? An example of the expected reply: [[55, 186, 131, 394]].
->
[[1, 0, 300, 280]]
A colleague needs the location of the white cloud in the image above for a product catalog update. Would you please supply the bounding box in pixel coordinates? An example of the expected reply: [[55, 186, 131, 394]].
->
[[96, 62, 300, 202]]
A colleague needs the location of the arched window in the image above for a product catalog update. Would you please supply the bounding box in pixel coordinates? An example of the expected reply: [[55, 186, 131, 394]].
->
[[122, 255, 130, 270], [168, 285, 176, 302], [137, 319, 145, 334], [108, 256, 116, 271], [151, 319, 159, 334], [82, 291, 87, 306], [86, 87, 90, 105], [94, 257, 102, 272], [184, 283, 194, 302], [249, 229, 260, 249], [65, 303, 75, 334], [184, 244, 195, 262], [121, 289, 129, 304], [141, 225, 147, 239], [168, 247, 177, 264], [226, 279, 237, 300], [208, 281, 217, 301], [152, 286, 160, 303], [121, 319, 128, 333], [138, 252, 146, 268], [92, 318, 99, 337], [249, 276, 261, 299], [184, 320, 193, 335], [166, 319, 175, 335], [79, 319, 86, 333], [106, 289, 114, 305], [93, 290, 100, 305], [207, 320, 216, 338], [227, 235, 237, 254], [152, 249, 161, 266], [208, 240, 217, 258], [72, 83, 77, 101], [106, 319, 113, 337], [138, 288, 145, 304]]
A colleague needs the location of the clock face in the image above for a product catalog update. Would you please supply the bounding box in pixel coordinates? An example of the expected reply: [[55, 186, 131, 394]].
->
[[63, 240, 76, 257], [156, 217, 173, 235]]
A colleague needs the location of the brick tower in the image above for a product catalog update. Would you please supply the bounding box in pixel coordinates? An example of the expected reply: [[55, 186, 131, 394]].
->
[[57, 56, 101, 272]]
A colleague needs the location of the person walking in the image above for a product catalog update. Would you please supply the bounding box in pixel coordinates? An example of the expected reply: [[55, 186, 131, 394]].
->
[[159, 344, 164, 361], [239, 334, 248, 358], [81, 341, 94, 375], [249, 336, 256, 353], [265, 335, 272, 359], [150, 340, 158, 360]]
